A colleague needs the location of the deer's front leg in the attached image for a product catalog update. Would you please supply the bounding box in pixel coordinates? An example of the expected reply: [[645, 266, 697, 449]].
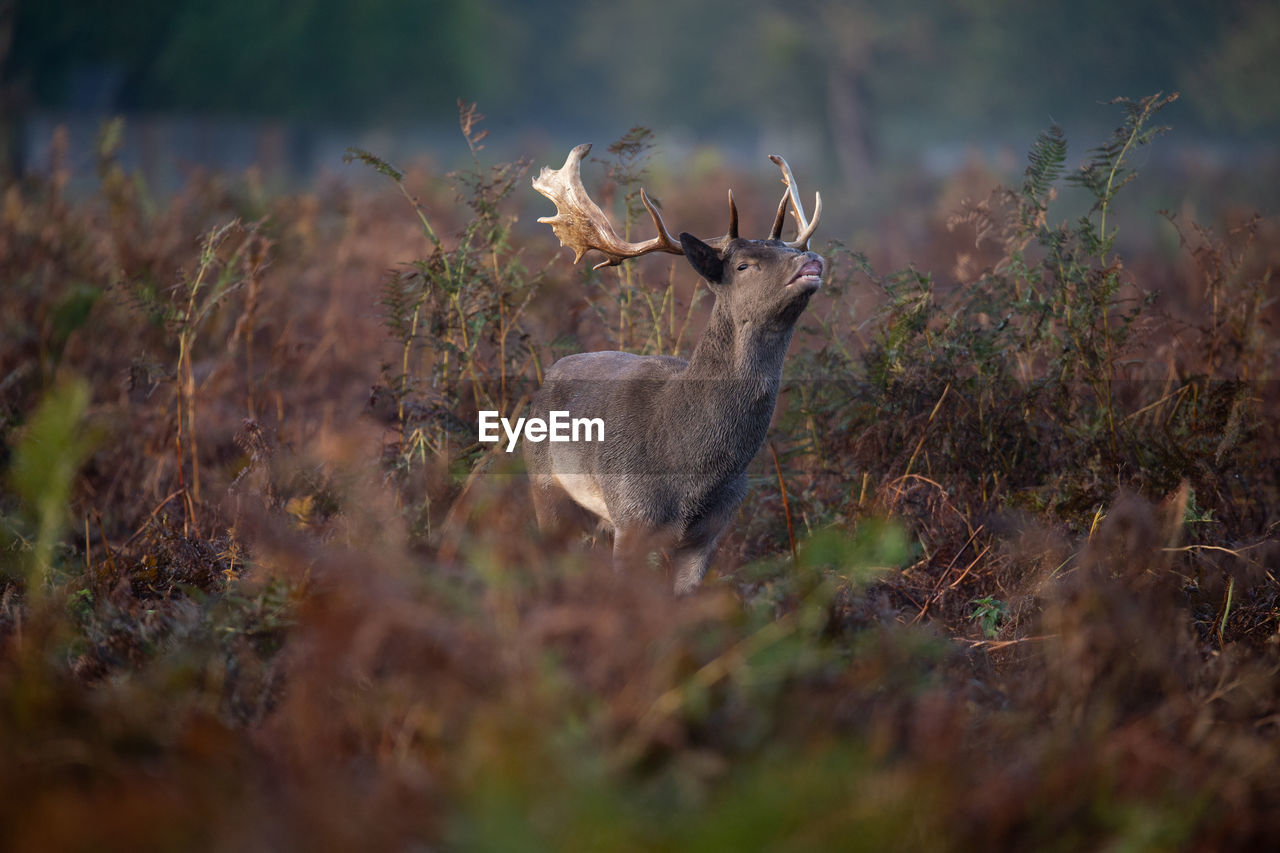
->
[[672, 541, 718, 596], [611, 524, 646, 575]]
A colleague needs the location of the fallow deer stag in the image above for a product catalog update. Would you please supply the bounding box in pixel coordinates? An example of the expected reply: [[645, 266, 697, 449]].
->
[[527, 143, 823, 594]]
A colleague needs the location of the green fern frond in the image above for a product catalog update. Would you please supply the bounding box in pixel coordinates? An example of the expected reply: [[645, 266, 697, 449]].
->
[[379, 268, 424, 344], [1064, 92, 1179, 264], [1068, 92, 1178, 214], [1023, 124, 1067, 206]]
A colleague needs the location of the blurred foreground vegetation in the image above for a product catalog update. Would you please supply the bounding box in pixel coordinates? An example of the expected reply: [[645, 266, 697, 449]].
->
[[1, 97, 1278, 850]]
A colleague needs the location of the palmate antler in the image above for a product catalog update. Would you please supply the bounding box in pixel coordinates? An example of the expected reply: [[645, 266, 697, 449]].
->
[[532, 143, 820, 269], [531, 144, 681, 269]]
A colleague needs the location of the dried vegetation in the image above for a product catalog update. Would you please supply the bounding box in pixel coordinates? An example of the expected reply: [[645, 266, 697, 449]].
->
[[2, 99, 1278, 850]]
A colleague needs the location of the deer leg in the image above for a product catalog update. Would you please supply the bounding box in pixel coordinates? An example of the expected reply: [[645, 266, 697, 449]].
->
[[611, 524, 645, 574], [530, 478, 561, 532], [614, 524, 680, 578], [672, 541, 718, 596], [530, 477, 598, 542]]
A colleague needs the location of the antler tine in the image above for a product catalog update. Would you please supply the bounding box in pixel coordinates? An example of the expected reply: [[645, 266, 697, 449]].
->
[[767, 154, 822, 250], [704, 189, 741, 250], [532, 143, 683, 270], [637, 189, 681, 261], [768, 190, 789, 241], [789, 192, 822, 250]]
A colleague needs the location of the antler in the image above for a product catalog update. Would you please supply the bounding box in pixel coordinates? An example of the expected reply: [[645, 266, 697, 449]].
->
[[532, 144, 741, 269], [532, 144, 680, 270], [533, 144, 819, 267], [766, 154, 822, 250]]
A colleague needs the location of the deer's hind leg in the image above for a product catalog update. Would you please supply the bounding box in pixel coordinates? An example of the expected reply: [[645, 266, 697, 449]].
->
[[530, 476, 600, 542]]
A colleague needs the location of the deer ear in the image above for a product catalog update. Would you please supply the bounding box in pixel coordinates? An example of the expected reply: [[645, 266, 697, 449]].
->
[[680, 233, 725, 284]]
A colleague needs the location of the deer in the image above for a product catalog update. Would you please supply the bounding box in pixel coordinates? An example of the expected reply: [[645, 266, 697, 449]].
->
[[526, 143, 823, 594]]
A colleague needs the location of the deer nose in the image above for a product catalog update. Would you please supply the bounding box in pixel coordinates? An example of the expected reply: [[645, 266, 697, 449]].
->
[[788, 256, 824, 286]]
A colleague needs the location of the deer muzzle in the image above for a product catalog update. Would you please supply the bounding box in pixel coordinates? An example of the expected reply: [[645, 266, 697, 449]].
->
[[787, 256, 824, 290]]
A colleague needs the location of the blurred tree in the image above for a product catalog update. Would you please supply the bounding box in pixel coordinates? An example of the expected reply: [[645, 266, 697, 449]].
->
[[2, 0, 1272, 184], [0, 0, 16, 175], [1184, 0, 1280, 130], [9, 0, 175, 109], [148, 0, 495, 122], [937, 0, 1226, 131], [7, 0, 500, 122]]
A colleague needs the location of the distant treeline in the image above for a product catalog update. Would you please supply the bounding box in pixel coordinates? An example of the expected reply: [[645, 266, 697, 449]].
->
[[3, 0, 1277, 178]]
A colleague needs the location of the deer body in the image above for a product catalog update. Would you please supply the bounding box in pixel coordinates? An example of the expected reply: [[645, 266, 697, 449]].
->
[[527, 146, 823, 593]]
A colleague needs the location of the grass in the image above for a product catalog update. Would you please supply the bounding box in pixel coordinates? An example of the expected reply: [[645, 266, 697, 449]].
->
[[1, 96, 1278, 850]]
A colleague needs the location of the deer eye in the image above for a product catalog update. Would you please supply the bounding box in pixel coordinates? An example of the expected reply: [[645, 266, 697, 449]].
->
[[737, 262, 752, 271]]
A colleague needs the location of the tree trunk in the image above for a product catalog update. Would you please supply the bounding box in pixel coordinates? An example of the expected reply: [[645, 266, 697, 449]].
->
[[826, 59, 876, 187]]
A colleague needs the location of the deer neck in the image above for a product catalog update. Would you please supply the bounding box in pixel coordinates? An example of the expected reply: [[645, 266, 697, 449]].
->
[[669, 298, 795, 472], [685, 298, 795, 386], [654, 299, 796, 479]]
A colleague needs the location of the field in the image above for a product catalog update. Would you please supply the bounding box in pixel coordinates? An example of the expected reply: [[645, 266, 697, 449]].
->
[[2, 97, 1279, 850]]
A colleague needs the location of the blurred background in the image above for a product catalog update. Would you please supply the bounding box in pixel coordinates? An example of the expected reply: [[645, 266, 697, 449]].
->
[[5, 0, 1279, 209], [4, 5, 1280, 848]]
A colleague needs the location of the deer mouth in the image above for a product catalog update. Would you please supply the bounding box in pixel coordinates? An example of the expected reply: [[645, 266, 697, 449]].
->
[[787, 258, 824, 289]]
